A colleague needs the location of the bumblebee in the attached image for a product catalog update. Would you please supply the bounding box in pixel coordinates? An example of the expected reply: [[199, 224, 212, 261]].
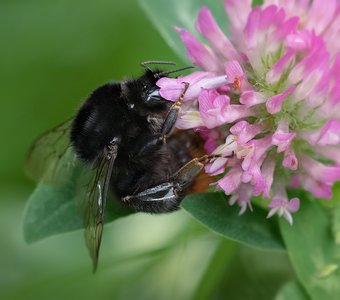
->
[[27, 62, 212, 271]]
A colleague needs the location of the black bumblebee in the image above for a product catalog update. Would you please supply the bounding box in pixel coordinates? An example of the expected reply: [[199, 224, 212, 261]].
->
[[26, 62, 212, 271]]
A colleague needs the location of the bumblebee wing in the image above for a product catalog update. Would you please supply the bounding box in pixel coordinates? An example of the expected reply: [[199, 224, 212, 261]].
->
[[78, 143, 117, 272], [26, 118, 75, 184]]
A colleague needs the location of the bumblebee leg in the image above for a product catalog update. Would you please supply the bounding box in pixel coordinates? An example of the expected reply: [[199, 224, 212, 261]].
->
[[172, 155, 209, 189], [121, 155, 211, 213], [160, 82, 189, 142], [122, 182, 176, 203]]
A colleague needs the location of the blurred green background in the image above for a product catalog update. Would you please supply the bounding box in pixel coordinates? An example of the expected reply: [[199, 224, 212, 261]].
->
[[0, 1, 294, 299]]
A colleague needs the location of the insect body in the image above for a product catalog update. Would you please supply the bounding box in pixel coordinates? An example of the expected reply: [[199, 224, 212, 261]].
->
[[27, 63, 210, 271]]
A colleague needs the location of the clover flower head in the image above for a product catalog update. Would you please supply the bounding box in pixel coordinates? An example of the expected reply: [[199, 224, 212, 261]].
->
[[157, 0, 340, 224]]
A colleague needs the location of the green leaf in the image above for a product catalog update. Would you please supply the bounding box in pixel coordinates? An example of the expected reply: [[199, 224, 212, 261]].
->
[[330, 182, 340, 206], [253, 0, 264, 6], [191, 239, 236, 300], [139, 0, 229, 62], [331, 204, 340, 244], [23, 182, 82, 243], [275, 282, 310, 300], [316, 182, 340, 208], [23, 177, 132, 243], [279, 194, 340, 300], [182, 192, 285, 251]]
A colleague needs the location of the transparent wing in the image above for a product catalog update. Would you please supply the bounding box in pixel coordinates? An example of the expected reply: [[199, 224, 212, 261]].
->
[[27, 118, 118, 271], [26, 118, 76, 184], [77, 143, 118, 272]]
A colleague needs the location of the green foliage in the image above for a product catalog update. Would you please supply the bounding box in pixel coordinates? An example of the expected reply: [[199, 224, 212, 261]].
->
[[23, 182, 82, 243], [275, 282, 310, 300], [24, 186, 284, 253], [331, 204, 340, 244], [190, 239, 237, 300], [23, 181, 131, 243], [182, 192, 285, 251], [280, 199, 340, 299], [253, 0, 264, 6]]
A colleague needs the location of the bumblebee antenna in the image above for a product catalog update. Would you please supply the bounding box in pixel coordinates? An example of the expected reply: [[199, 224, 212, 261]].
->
[[154, 66, 195, 78], [141, 60, 195, 78], [141, 60, 176, 72]]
